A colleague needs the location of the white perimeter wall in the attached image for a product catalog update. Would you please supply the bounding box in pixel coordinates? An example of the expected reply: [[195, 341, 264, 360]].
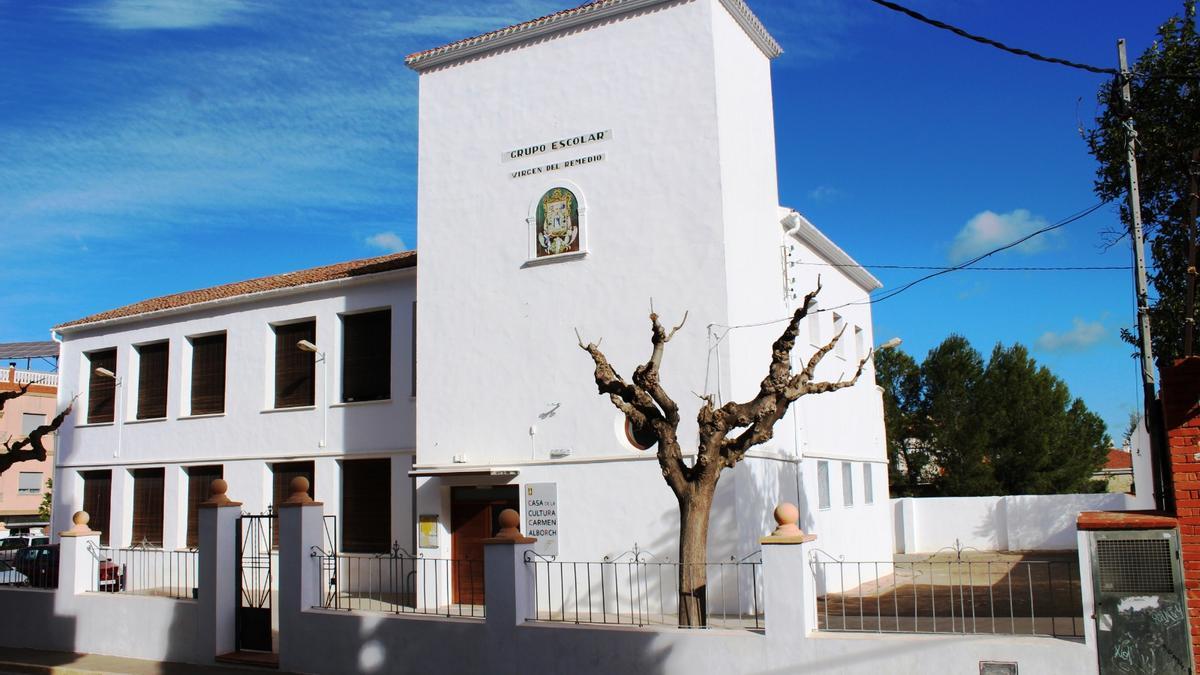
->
[[892, 493, 1136, 554]]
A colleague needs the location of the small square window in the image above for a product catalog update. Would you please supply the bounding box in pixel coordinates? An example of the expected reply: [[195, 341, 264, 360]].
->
[[864, 464, 874, 504], [17, 472, 41, 495]]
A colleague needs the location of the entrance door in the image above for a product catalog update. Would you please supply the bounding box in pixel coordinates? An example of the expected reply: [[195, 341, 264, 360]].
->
[[450, 486, 518, 605], [236, 513, 275, 653], [1092, 529, 1192, 674]]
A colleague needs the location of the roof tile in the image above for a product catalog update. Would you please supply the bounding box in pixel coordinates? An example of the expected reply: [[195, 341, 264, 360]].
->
[[56, 251, 416, 331]]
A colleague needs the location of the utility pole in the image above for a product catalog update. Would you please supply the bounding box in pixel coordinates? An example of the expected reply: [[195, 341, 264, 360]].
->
[[1118, 39, 1173, 512], [1184, 148, 1198, 357]]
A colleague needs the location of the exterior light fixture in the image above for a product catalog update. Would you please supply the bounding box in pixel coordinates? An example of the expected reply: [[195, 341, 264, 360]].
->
[[94, 367, 116, 378], [877, 337, 902, 351], [296, 339, 327, 448]]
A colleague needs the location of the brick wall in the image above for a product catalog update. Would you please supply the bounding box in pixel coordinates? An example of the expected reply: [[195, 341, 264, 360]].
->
[[1163, 356, 1200, 671]]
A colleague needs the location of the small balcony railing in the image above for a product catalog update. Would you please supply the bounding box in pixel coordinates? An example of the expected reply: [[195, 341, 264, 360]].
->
[[0, 369, 59, 388]]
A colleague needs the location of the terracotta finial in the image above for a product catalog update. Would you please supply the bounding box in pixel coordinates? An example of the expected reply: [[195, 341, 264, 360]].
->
[[771, 503, 802, 537], [60, 510, 95, 537], [203, 479, 231, 506], [71, 510, 91, 532], [484, 508, 535, 544], [285, 476, 314, 504], [761, 502, 816, 544]]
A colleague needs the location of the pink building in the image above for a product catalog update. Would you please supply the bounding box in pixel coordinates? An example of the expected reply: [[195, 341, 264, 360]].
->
[[0, 356, 61, 535]]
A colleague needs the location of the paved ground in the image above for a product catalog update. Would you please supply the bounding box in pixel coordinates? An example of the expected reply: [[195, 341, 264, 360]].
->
[[0, 648, 286, 675]]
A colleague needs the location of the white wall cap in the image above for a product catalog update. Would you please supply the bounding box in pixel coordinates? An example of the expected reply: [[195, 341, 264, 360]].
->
[[780, 208, 883, 293]]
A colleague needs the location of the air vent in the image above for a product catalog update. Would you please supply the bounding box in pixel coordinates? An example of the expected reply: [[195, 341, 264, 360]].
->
[[1096, 538, 1174, 594]]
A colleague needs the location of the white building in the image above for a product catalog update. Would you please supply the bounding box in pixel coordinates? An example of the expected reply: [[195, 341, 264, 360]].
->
[[52, 0, 892, 593]]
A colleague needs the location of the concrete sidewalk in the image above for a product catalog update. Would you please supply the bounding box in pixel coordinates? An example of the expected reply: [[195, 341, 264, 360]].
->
[[0, 648, 286, 675]]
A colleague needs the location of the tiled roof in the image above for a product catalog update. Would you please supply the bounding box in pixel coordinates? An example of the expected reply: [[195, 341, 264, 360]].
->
[[1105, 449, 1133, 471], [404, 0, 781, 71], [56, 251, 416, 331]]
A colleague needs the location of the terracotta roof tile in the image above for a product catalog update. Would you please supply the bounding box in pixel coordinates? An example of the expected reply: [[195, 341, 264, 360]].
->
[[56, 251, 416, 331], [1105, 449, 1133, 471], [405, 0, 601, 64]]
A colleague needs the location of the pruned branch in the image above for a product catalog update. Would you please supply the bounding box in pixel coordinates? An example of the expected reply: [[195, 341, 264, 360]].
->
[[0, 397, 75, 476], [0, 381, 31, 408]]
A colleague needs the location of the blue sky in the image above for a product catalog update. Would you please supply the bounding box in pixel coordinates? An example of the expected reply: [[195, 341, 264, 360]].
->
[[0, 0, 1182, 440]]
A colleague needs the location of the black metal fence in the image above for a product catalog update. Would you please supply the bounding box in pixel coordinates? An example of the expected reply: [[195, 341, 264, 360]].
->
[[311, 542, 485, 618], [525, 551, 763, 630], [814, 558, 1084, 638], [88, 543, 198, 600]]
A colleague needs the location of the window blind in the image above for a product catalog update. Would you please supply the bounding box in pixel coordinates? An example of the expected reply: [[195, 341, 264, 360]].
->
[[342, 310, 391, 403], [190, 334, 226, 415], [81, 470, 112, 546], [185, 465, 223, 548], [274, 321, 316, 408], [136, 342, 169, 420], [341, 458, 390, 553], [87, 349, 117, 424], [131, 468, 165, 547]]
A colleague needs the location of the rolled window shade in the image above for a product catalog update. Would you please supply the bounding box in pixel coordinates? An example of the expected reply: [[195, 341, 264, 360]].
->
[[81, 470, 112, 547], [185, 465, 223, 548], [341, 458, 390, 553], [136, 342, 169, 420], [190, 334, 226, 415], [274, 321, 316, 408], [87, 349, 117, 424], [342, 310, 391, 403], [131, 468, 165, 547]]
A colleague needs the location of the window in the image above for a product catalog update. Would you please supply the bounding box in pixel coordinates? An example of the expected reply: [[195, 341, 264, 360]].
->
[[342, 458, 391, 553], [342, 309, 391, 403], [864, 464, 874, 504], [833, 313, 846, 357], [271, 461, 314, 547], [274, 320, 316, 408], [854, 326, 864, 362], [81, 470, 112, 546], [87, 348, 117, 424], [807, 301, 821, 346], [817, 461, 830, 510], [136, 341, 168, 420], [190, 333, 226, 415], [185, 465, 223, 548], [842, 462, 854, 507], [17, 472, 41, 495], [131, 468, 164, 547], [20, 413, 44, 436]]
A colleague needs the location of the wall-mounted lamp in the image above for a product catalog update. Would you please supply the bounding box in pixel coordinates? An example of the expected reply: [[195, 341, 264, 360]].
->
[[94, 367, 123, 458], [297, 339, 327, 448], [877, 337, 902, 351]]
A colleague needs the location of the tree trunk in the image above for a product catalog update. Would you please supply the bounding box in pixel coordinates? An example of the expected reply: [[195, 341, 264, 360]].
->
[[678, 485, 714, 627]]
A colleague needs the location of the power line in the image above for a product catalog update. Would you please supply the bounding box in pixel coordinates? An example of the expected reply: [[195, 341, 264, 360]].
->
[[865, 0, 1119, 75], [792, 262, 1131, 271], [709, 200, 1115, 335]]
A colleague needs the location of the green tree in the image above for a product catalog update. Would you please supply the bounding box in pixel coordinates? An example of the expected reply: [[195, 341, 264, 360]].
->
[[975, 344, 1111, 494], [1087, 2, 1200, 362], [921, 336, 994, 496], [38, 478, 52, 521], [875, 347, 928, 495]]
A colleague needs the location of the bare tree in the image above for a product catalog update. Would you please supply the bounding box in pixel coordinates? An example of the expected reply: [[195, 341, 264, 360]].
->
[[578, 282, 869, 626], [0, 381, 74, 476]]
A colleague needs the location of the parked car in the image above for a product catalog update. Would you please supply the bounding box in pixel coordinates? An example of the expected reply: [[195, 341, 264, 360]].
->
[[0, 536, 49, 563], [11, 544, 125, 591], [0, 560, 29, 586]]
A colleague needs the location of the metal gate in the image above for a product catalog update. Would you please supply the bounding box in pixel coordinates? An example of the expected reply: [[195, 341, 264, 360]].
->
[[1091, 529, 1193, 674], [236, 513, 275, 653]]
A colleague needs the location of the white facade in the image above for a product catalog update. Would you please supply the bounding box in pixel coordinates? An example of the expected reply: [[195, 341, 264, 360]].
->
[[50, 0, 893, 577], [412, 0, 892, 567], [52, 270, 417, 552]]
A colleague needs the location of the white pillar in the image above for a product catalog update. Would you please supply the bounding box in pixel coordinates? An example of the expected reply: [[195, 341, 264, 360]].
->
[[197, 483, 242, 663], [483, 507, 537, 664], [276, 478, 325, 674], [58, 514, 100, 595], [1076, 530, 1100, 673], [761, 503, 817, 669]]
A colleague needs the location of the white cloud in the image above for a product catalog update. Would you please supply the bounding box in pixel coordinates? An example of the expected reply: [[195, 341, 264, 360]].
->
[[807, 185, 842, 202], [948, 209, 1060, 263], [1035, 318, 1107, 353], [365, 231, 408, 253], [72, 0, 254, 30]]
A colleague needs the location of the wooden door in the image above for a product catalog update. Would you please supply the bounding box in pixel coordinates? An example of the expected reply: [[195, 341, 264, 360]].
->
[[450, 501, 491, 605]]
